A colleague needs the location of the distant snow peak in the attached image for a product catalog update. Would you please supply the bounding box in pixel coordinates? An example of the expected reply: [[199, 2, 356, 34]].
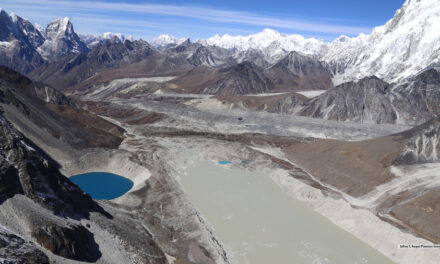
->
[[9, 12, 18, 23], [79, 32, 134, 48], [101, 32, 133, 42], [150, 34, 186, 48], [202, 28, 325, 56]]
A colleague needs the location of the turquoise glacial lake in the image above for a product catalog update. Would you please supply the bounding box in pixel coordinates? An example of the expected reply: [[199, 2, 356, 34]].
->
[[70, 172, 133, 200]]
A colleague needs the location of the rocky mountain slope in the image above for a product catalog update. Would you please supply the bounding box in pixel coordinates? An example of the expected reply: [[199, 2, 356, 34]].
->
[[297, 69, 440, 125], [171, 62, 274, 96], [266, 51, 333, 91], [29, 38, 156, 90], [0, 9, 45, 74], [0, 66, 125, 149]]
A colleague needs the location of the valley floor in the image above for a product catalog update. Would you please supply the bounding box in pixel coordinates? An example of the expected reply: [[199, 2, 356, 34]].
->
[[75, 92, 440, 264]]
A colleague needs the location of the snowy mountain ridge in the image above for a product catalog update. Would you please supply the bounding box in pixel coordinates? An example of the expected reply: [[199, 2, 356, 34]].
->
[[80, 32, 134, 47], [155, 0, 440, 84], [150, 34, 187, 48]]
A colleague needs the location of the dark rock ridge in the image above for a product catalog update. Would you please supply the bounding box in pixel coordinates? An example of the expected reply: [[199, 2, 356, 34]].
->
[[254, 69, 440, 125], [0, 10, 45, 74], [393, 115, 440, 165], [0, 66, 125, 149], [234, 48, 271, 68], [298, 76, 397, 123], [266, 51, 333, 91], [0, 111, 105, 261], [0, 111, 107, 219], [0, 230, 50, 264], [389, 68, 440, 124], [168, 38, 201, 54], [32, 223, 101, 261], [188, 46, 222, 67], [200, 62, 274, 96], [30, 38, 156, 89]]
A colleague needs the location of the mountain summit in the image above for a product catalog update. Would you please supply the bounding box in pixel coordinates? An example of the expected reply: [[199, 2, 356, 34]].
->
[[325, 0, 440, 84], [37, 17, 89, 61]]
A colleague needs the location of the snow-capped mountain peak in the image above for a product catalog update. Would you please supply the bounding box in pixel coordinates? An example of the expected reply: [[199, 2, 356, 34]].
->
[[45, 17, 72, 39], [37, 16, 88, 61], [150, 34, 186, 48], [80, 32, 134, 47], [325, 0, 440, 84], [201, 28, 326, 57], [101, 32, 133, 42], [197, 0, 440, 85]]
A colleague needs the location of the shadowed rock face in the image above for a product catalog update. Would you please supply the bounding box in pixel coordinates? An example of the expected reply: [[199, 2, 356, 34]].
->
[[200, 62, 274, 96], [0, 111, 108, 218], [393, 115, 440, 165], [235, 48, 270, 68], [188, 46, 219, 67], [0, 67, 125, 149], [390, 69, 440, 124], [0, 111, 107, 260], [30, 39, 156, 89], [0, 10, 46, 74], [0, 230, 50, 264], [32, 223, 101, 262], [266, 51, 333, 91], [298, 76, 396, 123], [294, 69, 440, 125]]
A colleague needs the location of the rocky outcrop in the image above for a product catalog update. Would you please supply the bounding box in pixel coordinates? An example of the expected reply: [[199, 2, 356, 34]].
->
[[393, 115, 440, 165], [32, 223, 100, 261], [390, 69, 440, 124], [188, 46, 219, 67], [0, 230, 50, 264]]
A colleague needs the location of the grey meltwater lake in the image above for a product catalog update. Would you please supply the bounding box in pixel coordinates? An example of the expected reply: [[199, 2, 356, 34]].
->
[[180, 160, 394, 264]]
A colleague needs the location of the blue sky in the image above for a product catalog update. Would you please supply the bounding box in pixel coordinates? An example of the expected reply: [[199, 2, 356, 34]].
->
[[1, 0, 405, 41]]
